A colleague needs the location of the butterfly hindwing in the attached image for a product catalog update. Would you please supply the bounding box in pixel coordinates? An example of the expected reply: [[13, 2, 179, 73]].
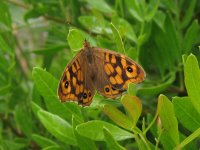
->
[[92, 47, 145, 98], [93, 60, 125, 99]]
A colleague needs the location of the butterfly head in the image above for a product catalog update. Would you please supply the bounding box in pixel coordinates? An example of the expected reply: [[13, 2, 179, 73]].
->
[[84, 39, 90, 48]]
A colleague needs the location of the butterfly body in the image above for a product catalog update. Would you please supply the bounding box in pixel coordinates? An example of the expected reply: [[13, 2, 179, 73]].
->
[[58, 41, 145, 106]]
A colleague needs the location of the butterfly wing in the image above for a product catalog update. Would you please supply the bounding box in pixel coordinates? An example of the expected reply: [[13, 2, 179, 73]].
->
[[58, 50, 95, 106], [92, 47, 145, 99]]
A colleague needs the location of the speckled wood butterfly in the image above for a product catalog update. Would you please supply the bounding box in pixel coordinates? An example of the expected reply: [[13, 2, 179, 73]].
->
[[58, 40, 145, 106]]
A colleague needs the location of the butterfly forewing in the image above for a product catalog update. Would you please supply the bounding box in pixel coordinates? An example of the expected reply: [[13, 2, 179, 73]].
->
[[58, 49, 95, 106]]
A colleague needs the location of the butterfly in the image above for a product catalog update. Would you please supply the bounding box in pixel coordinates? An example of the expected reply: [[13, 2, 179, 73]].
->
[[58, 40, 145, 106]]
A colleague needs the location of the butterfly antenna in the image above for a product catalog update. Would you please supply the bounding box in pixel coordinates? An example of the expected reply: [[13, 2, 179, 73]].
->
[[84, 39, 90, 48]]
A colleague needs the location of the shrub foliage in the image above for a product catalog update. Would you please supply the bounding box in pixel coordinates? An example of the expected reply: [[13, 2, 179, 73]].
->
[[0, 0, 200, 149]]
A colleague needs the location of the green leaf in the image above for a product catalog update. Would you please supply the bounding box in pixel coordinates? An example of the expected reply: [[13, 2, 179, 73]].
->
[[31, 134, 58, 148], [15, 105, 33, 138], [158, 94, 179, 149], [32, 44, 67, 55], [0, 35, 15, 96], [67, 28, 85, 51], [101, 104, 133, 130], [111, 16, 137, 43], [31, 101, 42, 117], [127, 83, 137, 96], [153, 14, 180, 73], [72, 116, 96, 150], [110, 22, 125, 53], [121, 95, 142, 127], [180, 0, 197, 29], [147, 114, 157, 137], [84, 0, 113, 14], [67, 28, 96, 51], [24, 8, 43, 21], [144, 95, 162, 135], [0, 35, 12, 53], [43, 145, 65, 150], [76, 120, 134, 141], [0, 1, 12, 28], [78, 16, 110, 34], [37, 109, 76, 145], [179, 133, 197, 150], [153, 10, 166, 31], [161, 0, 178, 15], [103, 128, 126, 150], [32, 67, 82, 121], [3, 140, 27, 150], [32, 84, 44, 108], [184, 54, 200, 114], [124, 0, 143, 22], [144, 0, 160, 21], [182, 54, 188, 65], [134, 134, 152, 150], [138, 73, 175, 95], [70, 0, 81, 25], [172, 97, 200, 132], [138, 21, 152, 47], [141, 14, 180, 76], [182, 20, 199, 54], [176, 127, 200, 149]]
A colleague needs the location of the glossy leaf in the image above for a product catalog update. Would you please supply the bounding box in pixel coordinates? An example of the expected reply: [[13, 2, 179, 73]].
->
[[112, 16, 137, 43], [72, 116, 96, 150], [153, 10, 166, 31], [68, 28, 96, 48], [78, 16, 111, 34], [121, 95, 142, 127], [43, 145, 65, 150], [127, 83, 137, 96], [110, 22, 125, 53], [125, 0, 143, 22], [158, 94, 179, 149], [0, 1, 11, 27], [138, 21, 152, 48], [144, 0, 160, 21], [180, 0, 197, 29], [103, 128, 126, 150], [31, 134, 58, 148], [182, 20, 199, 54], [32, 44, 67, 55], [184, 54, 200, 114], [67, 29, 85, 51], [15, 105, 33, 138], [176, 127, 200, 149], [101, 104, 133, 130], [84, 0, 113, 14], [161, 0, 178, 14], [76, 120, 134, 141], [173, 97, 200, 132], [37, 110, 76, 145], [153, 15, 180, 74]]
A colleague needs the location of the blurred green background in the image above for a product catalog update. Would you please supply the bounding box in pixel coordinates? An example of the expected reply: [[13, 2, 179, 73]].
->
[[0, 0, 200, 149]]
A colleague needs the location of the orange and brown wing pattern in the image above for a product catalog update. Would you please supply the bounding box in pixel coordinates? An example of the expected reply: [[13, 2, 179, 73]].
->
[[106, 54, 145, 90], [93, 47, 145, 98], [58, 40, 145, 106], [57, 51, 95, 106], [98, 83, 126, 99]]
